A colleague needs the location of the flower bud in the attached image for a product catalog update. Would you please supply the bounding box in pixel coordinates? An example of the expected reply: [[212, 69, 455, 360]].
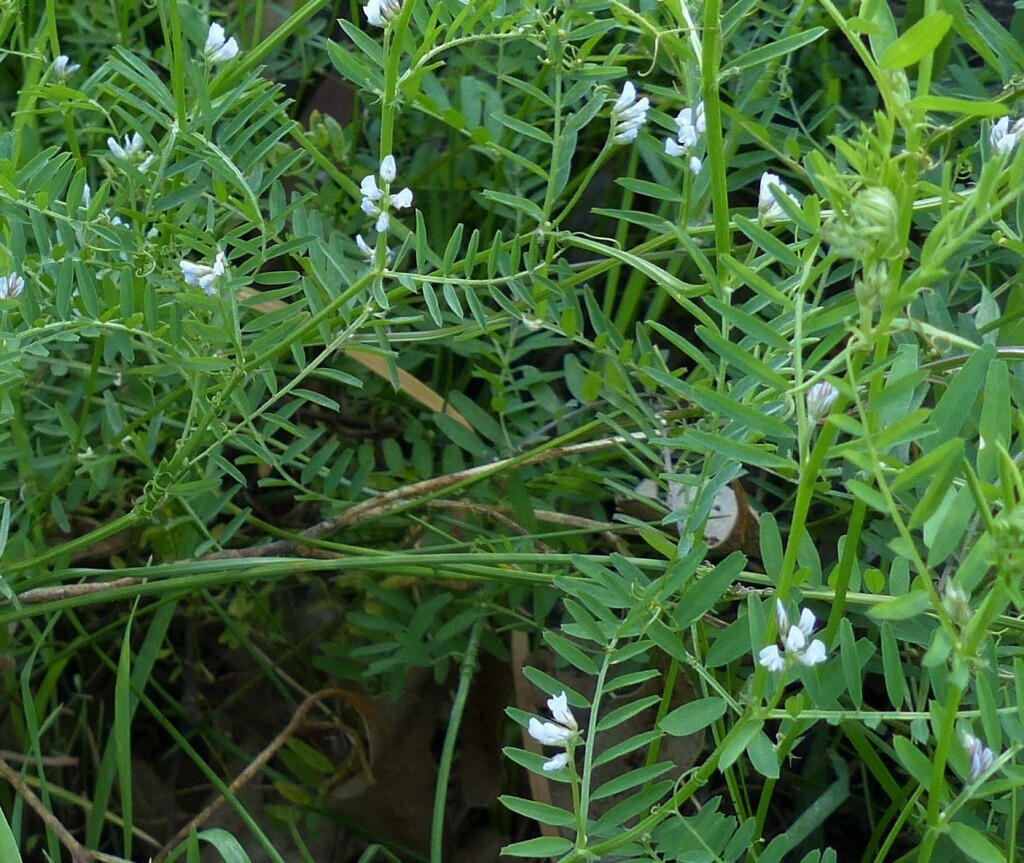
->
[[806, 381, 839, 421]]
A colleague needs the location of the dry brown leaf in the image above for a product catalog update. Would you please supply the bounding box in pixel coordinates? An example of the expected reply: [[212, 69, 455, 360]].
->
[[236, 287, 472, 431]]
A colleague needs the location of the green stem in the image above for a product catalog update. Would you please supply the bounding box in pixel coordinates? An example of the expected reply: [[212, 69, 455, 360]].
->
[[430, 618, 484, 863], [700, 0, 731, 281]]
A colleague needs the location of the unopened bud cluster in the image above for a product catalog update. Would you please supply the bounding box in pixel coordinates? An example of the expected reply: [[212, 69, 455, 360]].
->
[[826, 187, 900, 261], [990, 506, 1024, 579]]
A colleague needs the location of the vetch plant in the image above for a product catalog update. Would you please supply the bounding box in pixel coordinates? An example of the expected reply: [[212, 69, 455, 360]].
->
[[180, 249, 229, 296], [757, 171, 792, 223], [360, 154, 413, 233], [609, 82, 649, 145], [758, 600, 828, 672], [52, 55, 80, 80], [527, 691, 579, 772], [0, 272, 24, 300], [106, 131, 155, 171], [962, 732, 996, 783], [989, 115, 1023, 156], [204, 22, 239, 65], [806, 381, 839, 422], [664, 101, 705, 174], [363, 0, 402, 28], [3, 0, 1024, 861]]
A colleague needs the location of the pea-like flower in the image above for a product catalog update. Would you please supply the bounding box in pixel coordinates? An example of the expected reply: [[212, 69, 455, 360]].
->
[[205, 23, 239, 64], [962, 731, 995, 782], [610, 82, 649, 144], [758, 172, 793, 223], [107, 132, 156, 172], [53, 55, 81, 80], [990, 116, 1023, 156], [0, 272, 25, 300], [545, 691, 578, 731], [360, 155, 413, 233], [180, 249, 229, 296], [759, 600, 827, 672], [527, 690, 579, 772], [528, 718, 575, 746], [542, 752, 569, 773], [364, 0, 402, 27], [806, 381, 839, 421], [356, 234, 394, 265], [665, 102, 705, 174]]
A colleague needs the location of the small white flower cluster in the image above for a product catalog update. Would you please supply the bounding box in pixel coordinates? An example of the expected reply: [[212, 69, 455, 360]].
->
[[610, 82, 649, 145], [360, 154, 413, 235], [180, 249, 229, 296], [665, 101, 705, 175], [990, 115, 1024, 157], [364, 0, 402, 27], [806, 381, 839, 421], [528, 691, 579, 772], [962, 731, 995, 783], [107, 132, 156, 172], [205, 23, 239, 65], [759, 600, 827, 672], [53, 55, 80, 80], [0, 272, 25, 300], [758, 172, 795, 223]]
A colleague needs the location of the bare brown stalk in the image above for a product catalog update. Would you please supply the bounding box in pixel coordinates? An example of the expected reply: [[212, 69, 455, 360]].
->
[[153, 686, 354, 863]]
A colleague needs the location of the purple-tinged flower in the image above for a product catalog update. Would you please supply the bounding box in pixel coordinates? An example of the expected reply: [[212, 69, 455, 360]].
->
[[0, 272, 25, 300], [53, 55, 81, 79]]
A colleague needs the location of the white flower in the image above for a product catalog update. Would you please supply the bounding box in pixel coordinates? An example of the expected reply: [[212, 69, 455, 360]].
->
[[360, 175, 383, 208], [758, 172, 792, 223], [360, 155, 413, 235], [364, 0, 402, 27], [527, 690, 580, 769], [355, 234, 374, 258], [962, 732, 995, 782], [355, 234, 393, 264], [180, 249, 228, 296], [528, 717, 575, 746], [53, 55, 81, 79], [107, 132, 145, 160], [205, 23, 239, 64], [943, 582, 972, 627], [0, 272, 24, 300], [688, 156, 703, 175], [82, 183, 91, 209], [775, 598, 789, 632], [665, 102, 705, 160], [611, 81, 649, 144], [806, 381, 839, 421], [107, 132, 156, 171], [390, 187, 413, 209], [547, 691, 577, 730], [542, 752, 570, 772], [759, 602, 827, 671], [758, 645, 785, 673], [990, 116, 1024, 156]]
